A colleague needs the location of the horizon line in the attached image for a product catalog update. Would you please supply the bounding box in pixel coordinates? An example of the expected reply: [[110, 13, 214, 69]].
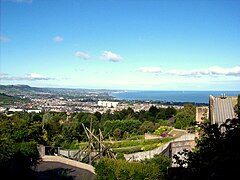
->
[[0, 84, 239, 92]]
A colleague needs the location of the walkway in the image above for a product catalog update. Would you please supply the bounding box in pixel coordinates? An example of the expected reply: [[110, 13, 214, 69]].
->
[[35, 155, 96, 180]]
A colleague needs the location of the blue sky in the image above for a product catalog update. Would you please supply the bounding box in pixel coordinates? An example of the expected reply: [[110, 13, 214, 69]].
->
[[0, 0, 240, 90]]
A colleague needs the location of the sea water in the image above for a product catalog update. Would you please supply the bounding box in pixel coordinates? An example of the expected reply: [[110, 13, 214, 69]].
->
[[111, 90, 240, 104]]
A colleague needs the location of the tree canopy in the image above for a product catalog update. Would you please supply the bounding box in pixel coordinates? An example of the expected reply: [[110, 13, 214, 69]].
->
[[172, 117, 240, 180]]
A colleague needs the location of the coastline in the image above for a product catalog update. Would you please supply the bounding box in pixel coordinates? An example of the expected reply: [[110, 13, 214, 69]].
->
[[110, 90, 239, 104]]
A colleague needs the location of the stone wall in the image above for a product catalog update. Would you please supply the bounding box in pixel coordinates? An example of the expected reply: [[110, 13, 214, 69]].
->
[[196, 106, 209, 123]]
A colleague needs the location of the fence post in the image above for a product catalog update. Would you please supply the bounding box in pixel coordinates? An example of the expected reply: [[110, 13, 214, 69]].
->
[[58, 147, 60, 156]]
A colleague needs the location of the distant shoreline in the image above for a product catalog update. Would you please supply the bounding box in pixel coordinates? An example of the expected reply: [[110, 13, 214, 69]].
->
[[111, 90, 239, 104]]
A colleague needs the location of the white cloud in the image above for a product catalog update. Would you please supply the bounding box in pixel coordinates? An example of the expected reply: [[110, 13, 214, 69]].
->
[[101, 51, 122, 62], [166, 69, 209, 77], [26, 73, 51, 80], [75, 51, 90, 60], [52, 36, 64, 42], [0, 73, 9, 79], [0, 73, 52, 81], [137, 66, 240, 77], [226, 66, 240, 76], [137, 66, 161, 73], [208, 66, 228, 75], [208, 66, 240, 76], [0, 36, 10, 43]]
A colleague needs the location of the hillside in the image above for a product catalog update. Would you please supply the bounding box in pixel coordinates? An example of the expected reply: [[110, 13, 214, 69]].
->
[[0, 93, 29, 106], [0, 84, 48, 95], [0, 84, 117, 99]]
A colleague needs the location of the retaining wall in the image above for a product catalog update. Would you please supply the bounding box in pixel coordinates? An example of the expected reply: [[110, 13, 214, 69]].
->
[[124, 133, 196, 163]]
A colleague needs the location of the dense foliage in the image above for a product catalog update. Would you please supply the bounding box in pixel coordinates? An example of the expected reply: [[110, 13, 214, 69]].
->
[[95, 154, 170, 180], [0, 113, 41, 178], [172, 117, 240, 180], [0, 104, 196, 150], [174, 103, 196, 129]]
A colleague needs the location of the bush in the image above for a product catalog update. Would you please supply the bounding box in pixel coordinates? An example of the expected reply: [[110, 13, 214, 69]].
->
[[142, 154, 171, 180], [116, 152, 125, 160], [0, 141, 40, 178], [95, 157, 161, 179], [61, 139, 79, 149], [153, 126, 173, 135]]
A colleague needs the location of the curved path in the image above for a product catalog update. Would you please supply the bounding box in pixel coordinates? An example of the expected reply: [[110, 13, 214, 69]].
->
[[35, 155, 96, 179]]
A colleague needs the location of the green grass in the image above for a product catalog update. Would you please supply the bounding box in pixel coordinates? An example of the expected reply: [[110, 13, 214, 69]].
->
[[112, 146, 142, 154], [78, 136, 174, 154], [75, 130, 176, 155], [108, 137, 173, 148]]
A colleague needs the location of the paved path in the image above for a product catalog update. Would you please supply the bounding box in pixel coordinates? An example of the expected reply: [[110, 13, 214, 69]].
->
[[34, 156, 96, 180]]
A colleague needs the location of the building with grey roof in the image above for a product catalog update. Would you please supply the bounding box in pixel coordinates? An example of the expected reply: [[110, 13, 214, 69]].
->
[[209, 94, 237, 124]]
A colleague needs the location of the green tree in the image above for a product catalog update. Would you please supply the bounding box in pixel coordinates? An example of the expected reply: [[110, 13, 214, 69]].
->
[[165, 106, 177, 118], [156, 108, 167, 120], [113, 128, 121, 140], [94, 111, 102, 121], [42, 112, 53, 127], [103, 119, 141, 137], [174, 104, 196, 129], [149, 105, 159, 117], [101, 109, 113, 122], [139, 121, 156, 134], [127, 107, 135, 118], [172, 118, 240, 180], [142, 154, 171, 180], [135, 110, 148, 122], [0, 114, 41, 178]]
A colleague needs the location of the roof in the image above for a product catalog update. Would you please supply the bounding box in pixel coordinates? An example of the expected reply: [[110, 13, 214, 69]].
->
[[209, 95, 236, 124]]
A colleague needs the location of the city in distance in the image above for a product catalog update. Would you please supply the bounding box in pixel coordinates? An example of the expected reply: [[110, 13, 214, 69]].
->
[[0, 84, 239, 114]]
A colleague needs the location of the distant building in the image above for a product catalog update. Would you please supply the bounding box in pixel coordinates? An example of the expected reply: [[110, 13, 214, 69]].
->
[[0, 107, 7, 113], [97, 101, 118, 108], [8, 108, 23, 112], [196, 106, 209, 123], [209, 94, 237, 124], [26, 109, 42, 113]]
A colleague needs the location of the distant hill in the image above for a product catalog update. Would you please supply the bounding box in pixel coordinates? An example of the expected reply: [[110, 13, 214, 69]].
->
[[0, 84, 118, 98], [0, 93, 29, 106], [0, 84, 48, 95]]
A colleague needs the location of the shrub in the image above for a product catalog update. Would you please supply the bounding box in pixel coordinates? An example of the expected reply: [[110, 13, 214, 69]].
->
[[153, 126, 173, 135], [95, 157, 161, 179], [0, 141, 40, 178], [142, 154, 171, 180]]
